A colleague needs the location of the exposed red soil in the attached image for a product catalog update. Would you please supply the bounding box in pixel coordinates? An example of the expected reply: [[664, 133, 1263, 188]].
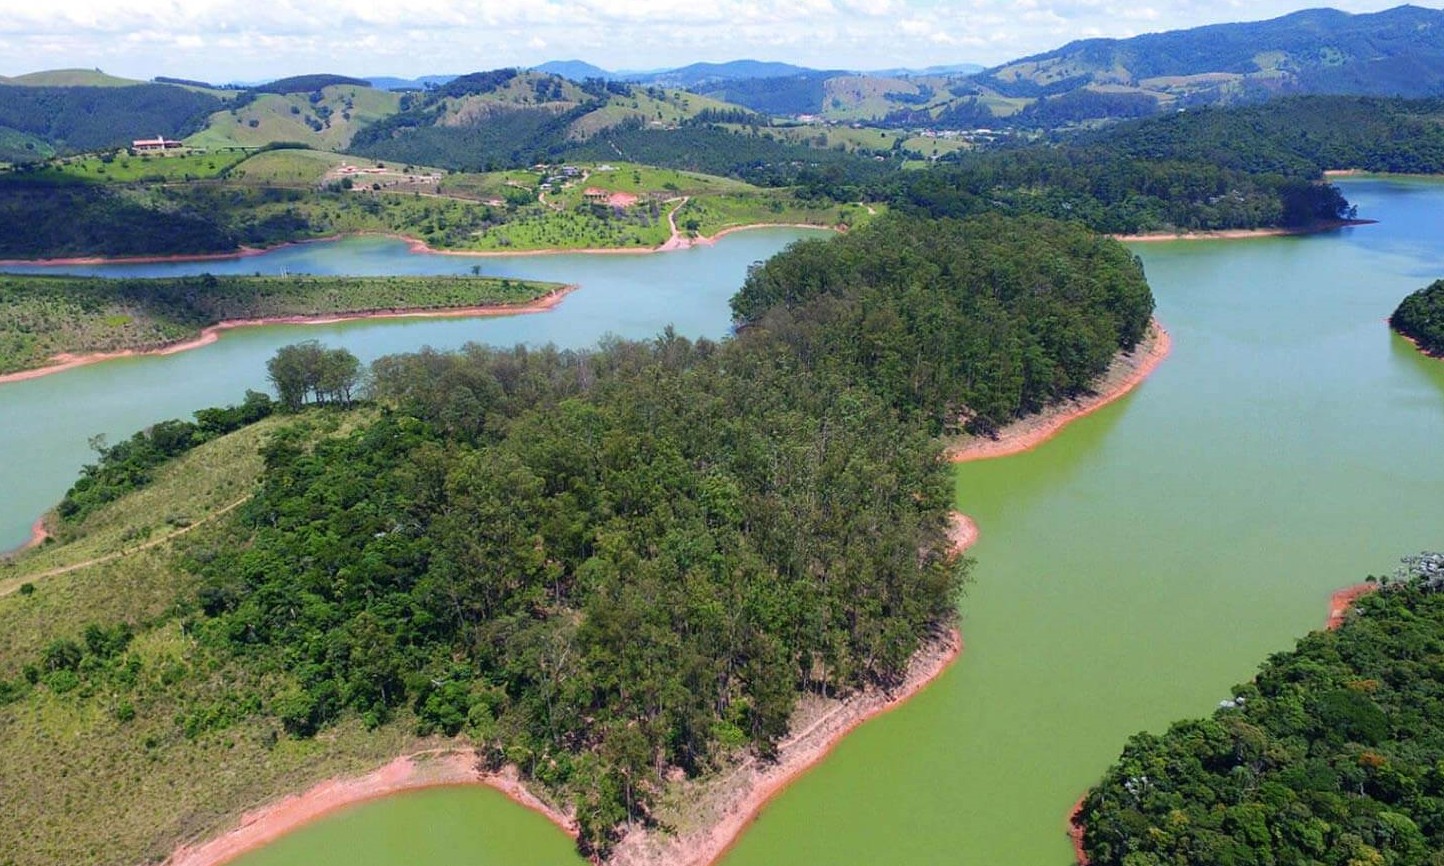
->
[[0, 285, 575, 386], [1114, 219, 1375, 243], [1326, 582, 1378, 631], [163, 751, 575, 866]]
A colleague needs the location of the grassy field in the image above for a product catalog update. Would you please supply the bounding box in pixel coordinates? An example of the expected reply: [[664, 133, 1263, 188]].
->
[[467, 201, 673, 250], [186, 86, 402, 151], [0, 273, 560, 375], [22, 150, 251, 184], [222, 148, 351, 185], [0, 409, 454, 866], [567, 88, 740, 138], [674, 193, 880, 238], [1, 69, 144, 88]]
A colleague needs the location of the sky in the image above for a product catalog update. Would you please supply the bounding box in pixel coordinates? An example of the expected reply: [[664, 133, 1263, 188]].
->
[[0, 0, 1422, 83]]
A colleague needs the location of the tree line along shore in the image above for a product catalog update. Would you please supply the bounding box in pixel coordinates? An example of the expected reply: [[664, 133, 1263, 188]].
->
[[0, 211, 1154, 865], [0, 273, 565, 379]]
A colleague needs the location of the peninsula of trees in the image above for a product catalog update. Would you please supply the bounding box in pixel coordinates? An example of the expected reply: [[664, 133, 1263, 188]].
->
[[0, 212, 1153, 863], [1390, 279, 1444, 357], [1076, 554, 1444, 866]]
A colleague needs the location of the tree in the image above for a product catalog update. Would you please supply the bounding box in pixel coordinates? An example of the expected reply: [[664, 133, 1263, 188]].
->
[[267, 341, 360, 410]]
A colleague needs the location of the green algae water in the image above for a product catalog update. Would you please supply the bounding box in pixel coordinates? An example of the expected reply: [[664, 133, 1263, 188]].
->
[[10, 181, 1444, 865], [228, 786, 584, 866], [717, 177, 1444, 866]]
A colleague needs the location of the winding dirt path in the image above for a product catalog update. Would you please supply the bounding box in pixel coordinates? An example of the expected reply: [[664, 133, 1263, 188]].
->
[[0, 495, 251, 598]]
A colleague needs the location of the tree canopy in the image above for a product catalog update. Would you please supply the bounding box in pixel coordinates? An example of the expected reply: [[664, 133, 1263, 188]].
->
[[1077, 554, 1444, 866]]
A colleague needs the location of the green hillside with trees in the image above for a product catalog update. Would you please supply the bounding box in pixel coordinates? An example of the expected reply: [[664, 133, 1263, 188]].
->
[[0, 212, 1152, 863], [0, 83, 223, 155], [1076, 554, 1444, 866], [1391, 279, 1444, 356]]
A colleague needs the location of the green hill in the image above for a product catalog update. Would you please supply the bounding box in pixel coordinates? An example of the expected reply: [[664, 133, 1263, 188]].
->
[[3, 69, 144, 88], [186, 84, 402, 151], [1078, 555, 1444, 866], [970, 5, 1444, 126], [0, 83, 224, 157]]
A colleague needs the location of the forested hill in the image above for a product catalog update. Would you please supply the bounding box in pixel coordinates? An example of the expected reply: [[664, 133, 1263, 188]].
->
[[0, 83, 223, 156], [0, 214, 1154, 863], [1077, 96, 1444, 177], [885, 148, 1353, 236], [732, 213, 1154, 432], [977, 5, 1444, 103], [1077, 554, 1444, 866]]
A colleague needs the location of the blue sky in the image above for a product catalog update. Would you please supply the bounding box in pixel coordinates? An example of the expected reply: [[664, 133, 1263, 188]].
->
[[0, 0, 1419, 83]]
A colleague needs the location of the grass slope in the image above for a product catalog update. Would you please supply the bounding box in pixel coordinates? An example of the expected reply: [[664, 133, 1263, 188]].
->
[[4, 69, 144, 88], [0, 410, 445, 866], [187, 85, 402, 151]]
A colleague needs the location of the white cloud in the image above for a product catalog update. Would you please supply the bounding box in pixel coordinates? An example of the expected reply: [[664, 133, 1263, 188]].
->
[[0, 0, 1413, 81]]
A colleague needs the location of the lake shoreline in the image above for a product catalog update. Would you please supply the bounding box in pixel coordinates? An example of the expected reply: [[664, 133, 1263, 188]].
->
[[161, 514, 975, 866], [0, 285, 576, 386], [1114, 219, 1375, 243], [0, 222, 836, 268], [1067, 579, 1386, 864], [162, 751, 578, 866], [0, 517, 48, 559], [947, 320, 1172, 463]]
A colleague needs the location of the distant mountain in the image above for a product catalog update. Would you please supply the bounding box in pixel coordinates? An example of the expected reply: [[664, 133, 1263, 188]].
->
[[532, 60, 616, 81], [1, 68, 143, 88], [363, 74, 460, 91], [253, 75, 371, 95], [977, 4, 1444, 107], [868, 63, 985, 77], [629, 61, 834, 88]]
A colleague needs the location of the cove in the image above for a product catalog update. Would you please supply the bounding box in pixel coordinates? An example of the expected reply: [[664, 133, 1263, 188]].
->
[[0, 229, 826, 552]]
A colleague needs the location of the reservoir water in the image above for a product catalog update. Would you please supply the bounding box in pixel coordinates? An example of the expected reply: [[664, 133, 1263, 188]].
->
[[6, 180, 1444, 865]]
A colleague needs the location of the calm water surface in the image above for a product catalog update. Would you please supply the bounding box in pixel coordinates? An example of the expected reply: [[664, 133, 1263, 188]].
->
[[8, 182, 1444, 865]]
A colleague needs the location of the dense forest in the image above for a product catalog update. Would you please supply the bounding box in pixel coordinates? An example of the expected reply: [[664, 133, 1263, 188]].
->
[[0, 83, 222, 155], [887, 148, 1353, 235], [0, 182, 238, 259], [1076, 554, 1444, 866], [1390, 279, 1444, 356], [731, 213, 1154, 431], [0, 214, 1152, 858], [1077, 97, 1444, 177]]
